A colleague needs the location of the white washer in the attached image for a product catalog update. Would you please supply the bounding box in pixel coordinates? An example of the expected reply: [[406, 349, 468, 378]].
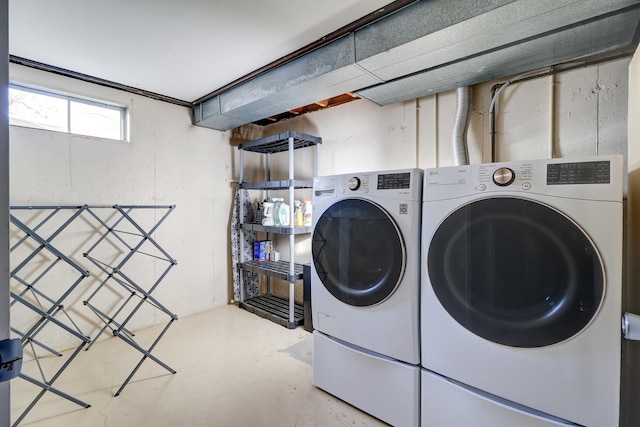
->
[[311, 168, 422, 427], [421, 155, 623, 427]]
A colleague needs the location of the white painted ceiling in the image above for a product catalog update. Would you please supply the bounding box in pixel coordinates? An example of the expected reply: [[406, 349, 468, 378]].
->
[[9, 0, 393, 103]]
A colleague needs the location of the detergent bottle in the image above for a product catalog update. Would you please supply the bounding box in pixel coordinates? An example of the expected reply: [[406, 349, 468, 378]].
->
[[261, 202, 274, 226], [278, 200, 290, 226]]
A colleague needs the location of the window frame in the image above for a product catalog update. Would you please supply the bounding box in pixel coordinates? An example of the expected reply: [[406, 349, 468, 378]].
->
[[9, 82, 129, 141]]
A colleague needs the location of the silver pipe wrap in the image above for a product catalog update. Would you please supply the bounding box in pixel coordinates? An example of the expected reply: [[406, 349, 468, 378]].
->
[[452, 86, 471, 166]]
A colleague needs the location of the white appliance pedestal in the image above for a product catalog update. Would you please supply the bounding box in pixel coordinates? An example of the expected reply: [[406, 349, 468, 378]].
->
[[313, 331, 420, 427]]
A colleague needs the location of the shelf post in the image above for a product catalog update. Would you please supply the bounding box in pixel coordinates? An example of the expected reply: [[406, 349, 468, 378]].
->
[[288, 135, 295, 325], [238, 147, 245, 303]]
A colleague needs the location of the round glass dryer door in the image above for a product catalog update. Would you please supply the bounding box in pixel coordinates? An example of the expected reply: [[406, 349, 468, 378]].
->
[[427, 197, 605, 348], [312, 198, 406, 307]]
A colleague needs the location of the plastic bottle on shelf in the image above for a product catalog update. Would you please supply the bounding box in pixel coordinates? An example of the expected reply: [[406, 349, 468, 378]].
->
[[278, 200, 290, 226], [272, 198, 283, 226], [294, 200, 303, 227], [255, 199, 265, 224], [302, 200, 312, 226], [261, 201, 274, 226]]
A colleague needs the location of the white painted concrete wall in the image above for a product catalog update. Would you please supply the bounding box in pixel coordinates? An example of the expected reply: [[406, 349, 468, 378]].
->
[[8, 64, 234, 350]]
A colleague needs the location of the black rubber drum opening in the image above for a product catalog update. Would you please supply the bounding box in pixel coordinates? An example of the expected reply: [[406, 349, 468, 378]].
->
[[312, 198, 406, 307], [427, 197, 604, 348]]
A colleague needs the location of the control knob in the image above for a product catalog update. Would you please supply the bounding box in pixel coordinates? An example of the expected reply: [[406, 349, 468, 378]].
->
[[493, 167, 515, 186], [348, 177, 361, 191]]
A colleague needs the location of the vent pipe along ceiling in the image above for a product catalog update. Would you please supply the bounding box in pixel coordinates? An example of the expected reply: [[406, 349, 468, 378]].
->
[[193, 0, 640, 131]]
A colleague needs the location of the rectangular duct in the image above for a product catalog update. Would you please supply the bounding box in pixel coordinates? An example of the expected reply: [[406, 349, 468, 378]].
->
[[194, 35, 381, 130], [193, 0, 640, 131], [354, 0, 639, 82], [357, 7, 640, 105], [354, 0, 511, 78], [193, 95, 248, 131]]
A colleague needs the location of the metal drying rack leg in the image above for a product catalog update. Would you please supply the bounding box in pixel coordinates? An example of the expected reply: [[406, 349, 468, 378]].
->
[[8, 204, 179, 424], [81, 205, 178, 396], [8, 206, 92, 426]]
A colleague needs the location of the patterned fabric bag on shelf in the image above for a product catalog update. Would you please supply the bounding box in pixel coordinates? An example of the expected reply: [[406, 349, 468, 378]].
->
[[231, 188, 260, 301]]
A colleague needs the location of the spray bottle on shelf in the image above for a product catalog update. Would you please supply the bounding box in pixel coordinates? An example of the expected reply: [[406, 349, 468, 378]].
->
[[294, 200, 303, 227], [302, 200, 312, 227]]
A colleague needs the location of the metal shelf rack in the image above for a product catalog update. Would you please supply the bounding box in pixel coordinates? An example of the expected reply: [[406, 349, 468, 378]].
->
[[237, 131, 320, 329]]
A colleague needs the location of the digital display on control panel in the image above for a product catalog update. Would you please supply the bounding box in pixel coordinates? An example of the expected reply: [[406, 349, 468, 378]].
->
[[547, 161, 610, 185], [378, 172, 411, 190]]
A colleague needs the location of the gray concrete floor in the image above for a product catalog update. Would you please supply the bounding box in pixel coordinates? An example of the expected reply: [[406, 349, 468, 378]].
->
[[11, 304, 388, 426]]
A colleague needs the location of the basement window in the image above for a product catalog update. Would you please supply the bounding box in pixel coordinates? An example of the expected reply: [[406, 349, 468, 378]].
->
[[8, 83, 128, 141]]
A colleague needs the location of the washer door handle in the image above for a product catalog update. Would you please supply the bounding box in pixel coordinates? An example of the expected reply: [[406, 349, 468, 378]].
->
[[623, 312, 640, 340]]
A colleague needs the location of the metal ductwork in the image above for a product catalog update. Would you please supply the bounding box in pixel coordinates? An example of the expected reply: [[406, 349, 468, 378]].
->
[[357, 0, 640, 104], [193, 35, 383, 130], [452, 87, 471, 166], [194, 0, 640, 131]]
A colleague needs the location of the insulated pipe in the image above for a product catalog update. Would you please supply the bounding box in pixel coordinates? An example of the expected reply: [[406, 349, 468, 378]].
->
[[489, 78, 517, 163], [452, 86, 471, 166]]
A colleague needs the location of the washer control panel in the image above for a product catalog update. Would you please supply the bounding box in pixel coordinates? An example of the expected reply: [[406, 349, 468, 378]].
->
[[476, 163, 533, 191], [546, 160, 611, 185], [424, 155, 621, 203]]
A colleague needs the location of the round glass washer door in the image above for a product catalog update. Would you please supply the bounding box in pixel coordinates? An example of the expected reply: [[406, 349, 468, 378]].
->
[[427, 197, 605, 348], [312, 198, 406, 307]]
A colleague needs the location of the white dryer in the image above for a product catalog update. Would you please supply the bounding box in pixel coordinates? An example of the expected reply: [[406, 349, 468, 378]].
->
[[312, 168, 422, 427], [420, 155, 623, 427]]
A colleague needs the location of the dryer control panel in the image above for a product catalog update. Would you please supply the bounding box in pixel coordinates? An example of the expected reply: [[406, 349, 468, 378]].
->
[[314, 169, 423, 201], [377, 172, 412, 190]]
